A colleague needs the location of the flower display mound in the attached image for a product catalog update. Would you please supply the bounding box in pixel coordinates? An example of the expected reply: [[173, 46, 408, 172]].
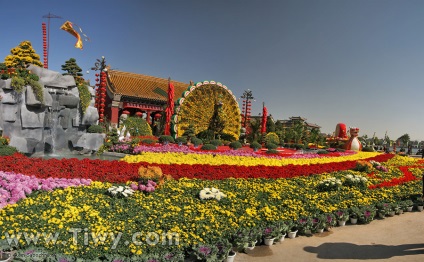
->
[[0, 171, 91, 208], [0, 159, 423, 261], [0, 153, 393, 181]]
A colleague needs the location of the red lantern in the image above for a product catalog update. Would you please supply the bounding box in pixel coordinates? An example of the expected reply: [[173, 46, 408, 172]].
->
[[135, 112, 143, 117], [122, 110, 130, 115], [154, 113, 162, 119], [100, 113, 104, 117], [100, 108, 104, 113]]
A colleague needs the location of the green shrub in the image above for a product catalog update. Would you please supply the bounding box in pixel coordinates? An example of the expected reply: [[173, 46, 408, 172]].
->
[[220, 133, 237, 141], [265, 132, 280, 145], [159, 135, 175, 144], [317, 150, 329, 154], [266, 149, 279, 154], [362, 146, 374, 152], [77, 83, 91, 113], [175, 136, 187, 144], [265, 142, 278, 150], [0, 145, 18, 156], [201, 144, 217, 150], [87, 124, 103, 133], [11, 76, 26, 93], [250, 141, 262, 150], [229, 141, 242, 150], [191, 137, 203, 147], [141, 139, 156, 145], [210, 139, 223, 147], [123, 116, 152, 136]]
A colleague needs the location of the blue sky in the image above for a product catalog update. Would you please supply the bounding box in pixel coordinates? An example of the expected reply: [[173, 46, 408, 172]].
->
[[1, 0, 424, 141]]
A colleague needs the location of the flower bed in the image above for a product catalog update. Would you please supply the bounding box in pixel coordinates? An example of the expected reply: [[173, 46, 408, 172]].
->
[[0, 152, 423, 261]]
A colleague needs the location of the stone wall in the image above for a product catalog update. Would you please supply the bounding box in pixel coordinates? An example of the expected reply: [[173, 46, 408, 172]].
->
[[0, 65, 103, 155]]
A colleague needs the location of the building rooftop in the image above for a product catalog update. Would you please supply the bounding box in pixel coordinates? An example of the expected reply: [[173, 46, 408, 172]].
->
[[106, 69, 189, 102]]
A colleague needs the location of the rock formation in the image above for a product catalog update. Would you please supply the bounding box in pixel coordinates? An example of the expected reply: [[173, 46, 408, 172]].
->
[[0, 65, 103, 155]]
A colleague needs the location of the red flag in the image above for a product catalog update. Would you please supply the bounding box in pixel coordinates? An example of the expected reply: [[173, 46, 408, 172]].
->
[[164, 79, 174, 135], [261, 105, 268, 133]]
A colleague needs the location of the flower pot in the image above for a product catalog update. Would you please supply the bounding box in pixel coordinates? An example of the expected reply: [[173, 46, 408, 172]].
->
[[378, 212, 385, 219], [417, 205, 424, 212], [325, 226, 332, 231], [407, 206, 413, 212], [225, 251, 236, 262], [350, 217, 358, 224], [263, 237, 275, 246], [0, 251, 15, 262], [337, 220, 347, 226], [397, 209, 404, 215], [277, 233, 286, 242], [316, 228, 324, 233], [288, 230, 298, 239], [388, 211, 395, 217]]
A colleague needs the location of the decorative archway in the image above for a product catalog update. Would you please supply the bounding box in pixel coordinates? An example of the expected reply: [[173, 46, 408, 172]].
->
[[171, 81, 241, 140]]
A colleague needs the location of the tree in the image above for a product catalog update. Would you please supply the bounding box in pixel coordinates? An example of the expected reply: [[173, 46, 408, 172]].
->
[[275, 120, 284, 132], [62, 58, 83, 78], [266, 116, 275, 132], [397, 134, 410, 148], [4, 41, 43, 68]]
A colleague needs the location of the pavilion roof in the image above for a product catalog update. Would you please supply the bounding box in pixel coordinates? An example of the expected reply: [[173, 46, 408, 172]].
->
[[106, 69, 189, 102]]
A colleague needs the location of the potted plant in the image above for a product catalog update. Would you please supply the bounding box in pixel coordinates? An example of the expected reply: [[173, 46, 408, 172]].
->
[[324, 213, 337, 231], [313, 214, 327, 233], [414, 196, 424, 211], [298, 216, 314, 235], [261, 222, 280, 246], [349, 206, 361, 224], [275, 221, 290, 242], [334, 209, 349, 226], [376, 202, 391, 218], [287, 220, 299, 239], [358, 205, 376, 224], [402, 199, 414, 212]]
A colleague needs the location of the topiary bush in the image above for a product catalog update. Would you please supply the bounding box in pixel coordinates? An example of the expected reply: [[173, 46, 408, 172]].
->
[[250, 141, 262, 151], [191, 137, 203, 147], [159, 135, 175, 144], [201, 144, 217, 150], [229, 141, 242, 150], [123, 116, 152, 136], [0, 145, 18, 156], [141, 139, 156, 145], [175, 136, 187, 145], [265, 132, 280, 145], [265, 142, 278, 150], [266, 149, 279, 154], [87, 124, 103, 133], [210, 139, 223, 147]]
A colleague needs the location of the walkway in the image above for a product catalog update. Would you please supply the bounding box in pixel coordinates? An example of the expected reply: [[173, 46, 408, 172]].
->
[[235, 211, 424, 262]]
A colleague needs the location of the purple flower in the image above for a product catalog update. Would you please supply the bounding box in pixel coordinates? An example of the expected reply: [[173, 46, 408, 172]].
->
[[198, 246, 211, 256]]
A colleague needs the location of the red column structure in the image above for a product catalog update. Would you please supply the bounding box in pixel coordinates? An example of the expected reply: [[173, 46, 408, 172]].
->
[[98, 71, 107, 123], [94, 73, 100, 109], [42, 23, 48, 68]]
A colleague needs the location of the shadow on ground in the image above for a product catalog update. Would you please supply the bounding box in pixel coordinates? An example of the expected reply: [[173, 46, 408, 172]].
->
[[304, 243, 424, 259]]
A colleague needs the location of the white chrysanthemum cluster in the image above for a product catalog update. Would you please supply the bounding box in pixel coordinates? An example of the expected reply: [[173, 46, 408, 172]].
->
[[345, 174, 368, 183], [199, 187, 227, 201], [107, 185, 135, 198], [319, 177, 342, 187]]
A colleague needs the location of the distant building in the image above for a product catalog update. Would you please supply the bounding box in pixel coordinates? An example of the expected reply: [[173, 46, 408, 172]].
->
[[276, 116, 321, 131], [103, 69, 189, 126]]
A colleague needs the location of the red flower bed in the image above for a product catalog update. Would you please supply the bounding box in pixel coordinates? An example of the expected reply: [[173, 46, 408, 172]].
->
[[0, 153, 394, 182], [369, 164, 424, 189]]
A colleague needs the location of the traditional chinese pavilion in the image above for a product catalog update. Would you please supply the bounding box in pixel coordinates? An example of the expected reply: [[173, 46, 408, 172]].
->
[[103, 69, 189, 127]]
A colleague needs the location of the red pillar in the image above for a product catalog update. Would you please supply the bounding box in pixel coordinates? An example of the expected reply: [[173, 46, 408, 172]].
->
[[110, 106, 119, 127], [146, 110, 151, 124]]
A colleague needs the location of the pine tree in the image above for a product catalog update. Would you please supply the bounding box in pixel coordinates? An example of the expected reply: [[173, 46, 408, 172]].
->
[[61, 58, 83, 77], [4, 41, 43, 68]]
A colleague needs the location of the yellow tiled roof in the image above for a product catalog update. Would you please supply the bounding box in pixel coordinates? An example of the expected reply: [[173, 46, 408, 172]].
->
[[106, 70, 189, 101]]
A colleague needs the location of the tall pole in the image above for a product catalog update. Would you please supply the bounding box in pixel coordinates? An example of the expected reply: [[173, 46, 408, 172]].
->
[[240, 89, 254, 133], [42, 12, 62, 69]]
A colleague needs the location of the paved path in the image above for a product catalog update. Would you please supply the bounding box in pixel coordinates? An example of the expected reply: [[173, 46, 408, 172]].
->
[[234, 211, 424, 262]]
